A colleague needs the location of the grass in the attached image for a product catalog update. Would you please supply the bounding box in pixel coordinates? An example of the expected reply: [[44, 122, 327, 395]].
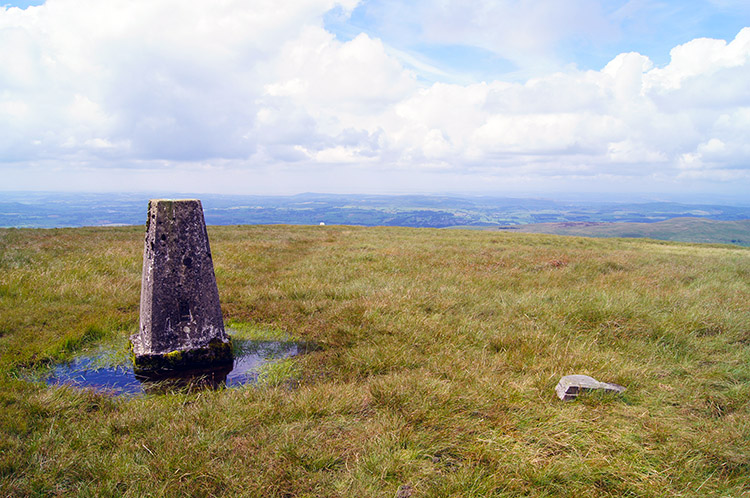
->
[[495, 217, 750, 246], [1, 224, 749, 497]]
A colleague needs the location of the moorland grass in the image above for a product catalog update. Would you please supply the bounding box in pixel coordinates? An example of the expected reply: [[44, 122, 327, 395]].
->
[[1, 225, 749, 497], [495, 218, 750, 246]]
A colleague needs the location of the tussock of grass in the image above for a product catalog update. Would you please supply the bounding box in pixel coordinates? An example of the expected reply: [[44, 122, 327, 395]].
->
[[1, 225, 749, 496], [226, 320, 294, 342], [257, 358, 301, 388]]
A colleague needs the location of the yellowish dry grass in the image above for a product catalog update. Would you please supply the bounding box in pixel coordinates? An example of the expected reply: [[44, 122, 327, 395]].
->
[[1, 225, 749, 497]]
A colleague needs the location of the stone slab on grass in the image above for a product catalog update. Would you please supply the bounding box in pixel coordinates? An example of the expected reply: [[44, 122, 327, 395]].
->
[[556, 374, 626, 401]]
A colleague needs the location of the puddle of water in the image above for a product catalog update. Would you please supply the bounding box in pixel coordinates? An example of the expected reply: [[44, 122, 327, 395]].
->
[[41, 340, 309, 396]]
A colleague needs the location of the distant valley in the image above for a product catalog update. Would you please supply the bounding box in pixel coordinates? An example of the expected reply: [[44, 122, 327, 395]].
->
[[1, 191, 749, 246]]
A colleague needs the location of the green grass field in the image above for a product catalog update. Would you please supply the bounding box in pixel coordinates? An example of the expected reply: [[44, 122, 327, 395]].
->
[[1, 225, 749, 497], [495, 217, 750, 246]]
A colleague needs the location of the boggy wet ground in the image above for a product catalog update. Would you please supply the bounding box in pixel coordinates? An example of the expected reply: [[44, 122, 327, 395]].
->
[[41, 339, 314, 395]]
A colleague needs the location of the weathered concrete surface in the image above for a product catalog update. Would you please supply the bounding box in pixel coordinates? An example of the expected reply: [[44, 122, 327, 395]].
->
[[131, 199, 232, 373], [556, 374, 625, 401]]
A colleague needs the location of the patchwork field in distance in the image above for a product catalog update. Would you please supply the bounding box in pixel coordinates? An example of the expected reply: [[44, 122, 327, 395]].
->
[[2, 192, 750, 249], [1, 225, 749, 497]]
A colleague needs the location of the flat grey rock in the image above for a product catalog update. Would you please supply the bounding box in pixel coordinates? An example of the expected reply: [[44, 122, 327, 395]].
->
[[556, 374, 625, 401]]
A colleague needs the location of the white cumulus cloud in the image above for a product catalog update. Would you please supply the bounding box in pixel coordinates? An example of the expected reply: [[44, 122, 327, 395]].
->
[[0, 0, 748, 195]]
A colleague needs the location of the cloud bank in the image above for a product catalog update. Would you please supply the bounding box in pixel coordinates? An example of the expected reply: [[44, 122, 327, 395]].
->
[[1, 0, 748, 195]]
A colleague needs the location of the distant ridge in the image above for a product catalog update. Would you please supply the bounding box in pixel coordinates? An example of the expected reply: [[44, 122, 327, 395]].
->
[[495, 217, 750, 246], [1, 192, 750, 246]]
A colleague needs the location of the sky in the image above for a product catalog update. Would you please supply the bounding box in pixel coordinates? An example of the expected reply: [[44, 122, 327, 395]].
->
[[1, 0, 749, 200]]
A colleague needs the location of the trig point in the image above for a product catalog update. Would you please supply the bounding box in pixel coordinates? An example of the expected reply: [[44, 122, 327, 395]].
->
[[131, 199, 232, 373]]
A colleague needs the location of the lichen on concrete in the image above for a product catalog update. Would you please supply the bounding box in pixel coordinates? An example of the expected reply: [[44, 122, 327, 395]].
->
[[132, 338, 233, 374]]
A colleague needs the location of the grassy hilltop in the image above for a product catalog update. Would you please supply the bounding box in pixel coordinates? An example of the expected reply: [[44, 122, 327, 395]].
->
[[1, 225, 749, 497], [495, 217, 750, 247]]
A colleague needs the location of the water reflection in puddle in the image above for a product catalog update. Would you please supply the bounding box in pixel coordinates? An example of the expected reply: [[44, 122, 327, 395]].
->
[[43, 340, 310, 396]]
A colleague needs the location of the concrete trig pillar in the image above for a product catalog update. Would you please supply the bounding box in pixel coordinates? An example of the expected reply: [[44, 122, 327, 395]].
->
[[131, 199, 232, 373]]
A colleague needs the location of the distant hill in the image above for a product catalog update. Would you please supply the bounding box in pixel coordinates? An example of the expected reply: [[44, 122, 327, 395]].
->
[[1, 192, 750, 246], [0, 192, 750, 232], [495, 217, 750, 246]]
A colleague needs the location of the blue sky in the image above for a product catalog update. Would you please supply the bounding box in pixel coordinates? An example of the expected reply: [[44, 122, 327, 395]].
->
[[325, 0, 750, 79], [1, 0, 749, 200], [2, 1, 43, 7]]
